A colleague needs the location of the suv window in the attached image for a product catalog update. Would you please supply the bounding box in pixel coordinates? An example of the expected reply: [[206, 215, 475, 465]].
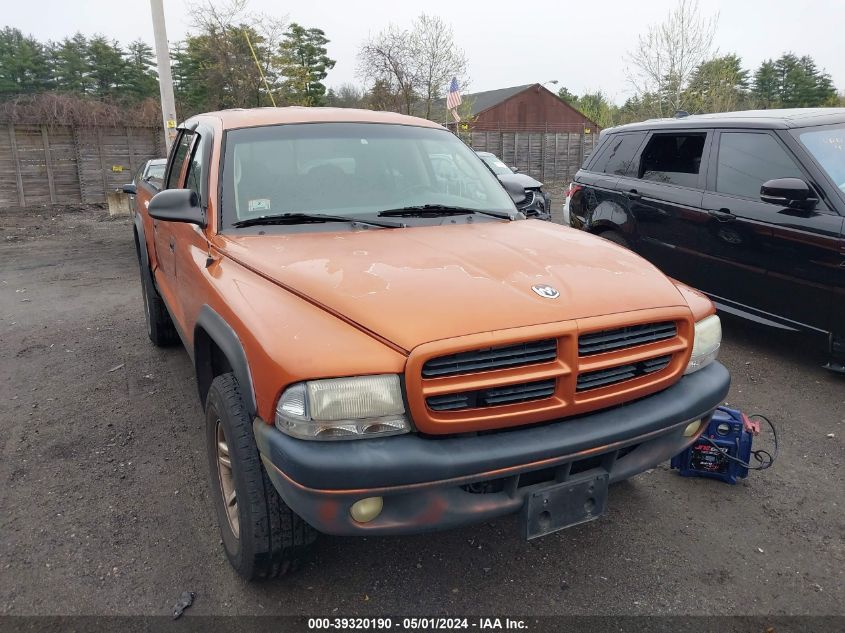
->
[[590, 132, 646, 176], [166, 131, 194, 189], [716, 132, 803, 199], [639, 133, 706, 187]]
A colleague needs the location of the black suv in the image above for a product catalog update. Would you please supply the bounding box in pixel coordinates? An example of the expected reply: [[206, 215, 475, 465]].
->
[[567, 109, 845, 371]]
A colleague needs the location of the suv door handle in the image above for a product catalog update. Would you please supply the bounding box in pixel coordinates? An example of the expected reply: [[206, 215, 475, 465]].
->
[[708, 208, 735, 222], [626, 189, 641, 200]]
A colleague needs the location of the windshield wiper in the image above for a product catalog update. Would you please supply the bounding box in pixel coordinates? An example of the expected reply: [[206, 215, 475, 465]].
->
[[378, 205, 515, 220], [231, 212, 404, 229]]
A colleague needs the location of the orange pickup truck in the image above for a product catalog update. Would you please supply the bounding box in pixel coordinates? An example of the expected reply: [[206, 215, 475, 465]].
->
[[133, 107, 729, 581]]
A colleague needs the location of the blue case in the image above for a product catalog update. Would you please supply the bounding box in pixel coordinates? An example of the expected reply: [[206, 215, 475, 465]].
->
[[670, 406, 753, 484]]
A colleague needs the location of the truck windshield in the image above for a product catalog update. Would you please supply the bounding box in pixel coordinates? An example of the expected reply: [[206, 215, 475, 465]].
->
[[220, 123, 515, 229], [797, 125, 845, 191]]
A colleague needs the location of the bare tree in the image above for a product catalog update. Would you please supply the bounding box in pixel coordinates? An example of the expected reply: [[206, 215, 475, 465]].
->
[[626, 0, 717, 117], [357, 25, 416, 115], [409, 14, 467, 120], [357, 14, 467, 118]]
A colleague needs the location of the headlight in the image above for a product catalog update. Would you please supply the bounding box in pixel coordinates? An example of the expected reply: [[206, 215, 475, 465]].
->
[[274, 374, 411, 440], [685, 314, 721, 375]]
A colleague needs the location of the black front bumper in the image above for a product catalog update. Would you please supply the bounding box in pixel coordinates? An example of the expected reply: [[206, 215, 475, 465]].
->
[[254, 362, 730, 535]]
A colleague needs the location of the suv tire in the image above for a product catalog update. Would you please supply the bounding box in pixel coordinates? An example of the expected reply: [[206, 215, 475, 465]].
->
[[205, 373, 317, 581], [599, 230, 631, 249], [137, 252, 179, 347]]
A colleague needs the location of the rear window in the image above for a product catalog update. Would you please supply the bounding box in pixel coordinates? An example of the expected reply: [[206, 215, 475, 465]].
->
[[639, 133, 706, 188], [587, 132, 645, 175]]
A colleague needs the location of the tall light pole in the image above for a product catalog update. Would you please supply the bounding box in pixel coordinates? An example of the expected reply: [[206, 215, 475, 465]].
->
[[150, 0, 178, 153]]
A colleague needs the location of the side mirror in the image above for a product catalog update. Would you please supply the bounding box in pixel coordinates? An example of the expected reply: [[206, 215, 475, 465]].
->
[[511, 166, 520, 173], [501, 178, 527, 205], [760, 178, 816, 209], [148, 189, 205, 226], [122, 183, 137, 195]]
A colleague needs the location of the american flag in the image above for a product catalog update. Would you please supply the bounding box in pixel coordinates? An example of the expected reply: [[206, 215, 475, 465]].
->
[[446, 77, 462, 121]]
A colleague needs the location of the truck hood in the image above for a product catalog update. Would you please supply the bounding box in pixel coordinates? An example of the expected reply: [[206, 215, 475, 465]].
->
[[219, 221, 687, 352], [497, 173, 543, 190]]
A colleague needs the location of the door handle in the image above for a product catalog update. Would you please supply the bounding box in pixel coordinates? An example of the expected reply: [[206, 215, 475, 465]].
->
[[708, 208, 735, 222], [169, 237, 175, 252], [626, 189, 641, 200]]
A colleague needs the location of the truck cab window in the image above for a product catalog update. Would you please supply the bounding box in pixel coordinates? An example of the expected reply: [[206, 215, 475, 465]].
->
[[185, 134, 206, 201], [639, 133, 706, 188], [166, 131, 195, 189]]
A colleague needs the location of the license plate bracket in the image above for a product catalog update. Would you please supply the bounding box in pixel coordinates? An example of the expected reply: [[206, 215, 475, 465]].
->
[[522, 472, 609, 540]]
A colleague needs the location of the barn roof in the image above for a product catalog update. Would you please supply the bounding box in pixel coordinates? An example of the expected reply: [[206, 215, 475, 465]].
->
[[461, 84, 535, 116]]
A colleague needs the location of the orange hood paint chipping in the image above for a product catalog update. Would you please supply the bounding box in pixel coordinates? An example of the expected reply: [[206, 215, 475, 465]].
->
[[217, 221, 689, 352]]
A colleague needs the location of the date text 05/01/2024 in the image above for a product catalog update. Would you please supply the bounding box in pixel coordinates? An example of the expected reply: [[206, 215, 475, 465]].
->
[[307, 617, 528, 630]]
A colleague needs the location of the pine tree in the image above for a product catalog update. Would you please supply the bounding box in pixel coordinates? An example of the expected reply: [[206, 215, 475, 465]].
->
[[86, 35, 130, 100], [752, 60, 780, 108], [51, 33, 93, 94], [0, 27, 52, 97], [278, 23, 335, 106], [684, 54, 750, 113], [124, 39, 158, 101]]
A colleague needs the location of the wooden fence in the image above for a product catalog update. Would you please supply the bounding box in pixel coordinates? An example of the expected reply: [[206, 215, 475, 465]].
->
[[0, 124, 165, 208], [465, 128, 601, 184]]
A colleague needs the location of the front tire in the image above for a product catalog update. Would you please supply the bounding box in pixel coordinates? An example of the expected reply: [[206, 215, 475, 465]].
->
[[205, 373, 317, 581]]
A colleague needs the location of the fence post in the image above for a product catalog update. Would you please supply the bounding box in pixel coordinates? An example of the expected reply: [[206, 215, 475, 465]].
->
[[578, 125, 586, 168], [8, 124, 25, 206], [41, 125, 57, 204], [126, 126, 136, 177], [72, 126, 87, 203], [554, 134, 559, 182], [96, 127, 109, 199]]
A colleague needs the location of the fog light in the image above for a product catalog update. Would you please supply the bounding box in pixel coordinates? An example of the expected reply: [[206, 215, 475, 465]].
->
[[683, 419, 702, 437], [350, 497, 383, 523]]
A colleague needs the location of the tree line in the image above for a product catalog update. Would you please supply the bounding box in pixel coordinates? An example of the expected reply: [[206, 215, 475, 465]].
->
[[0, 0, 840, 129], [558, 0, 841, 128], [0, 1, 339, 120], [0, 1, 468, 124]]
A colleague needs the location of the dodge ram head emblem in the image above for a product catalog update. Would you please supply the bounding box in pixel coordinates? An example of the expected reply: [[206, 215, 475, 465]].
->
[[531, 284, 560, 299]]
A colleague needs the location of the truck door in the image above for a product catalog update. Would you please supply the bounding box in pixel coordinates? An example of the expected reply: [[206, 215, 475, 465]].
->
[[154, 130, 194, 307]]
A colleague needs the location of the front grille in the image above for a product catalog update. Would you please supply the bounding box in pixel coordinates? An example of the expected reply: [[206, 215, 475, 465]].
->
[[579, 322, 676, 356], [422, 339, 557, 378], [576, 355, 671, 391], [427, 379, 556, 411], [517, 190, 537, 211]]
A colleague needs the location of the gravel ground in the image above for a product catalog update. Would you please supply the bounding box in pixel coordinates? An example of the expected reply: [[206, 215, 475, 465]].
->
[[0, 208, 843, 619]]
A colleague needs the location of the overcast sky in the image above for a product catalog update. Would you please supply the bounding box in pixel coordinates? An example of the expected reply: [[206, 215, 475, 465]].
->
[[7, 0, 844, 103]]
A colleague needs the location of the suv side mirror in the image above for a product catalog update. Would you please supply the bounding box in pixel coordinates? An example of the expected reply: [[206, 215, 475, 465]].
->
[[511, 166, 520, 173], [148, 189, 205, 226], [500, 178, 527, 205], [122, 183, 136, 195], [760, 178, 816, 209]]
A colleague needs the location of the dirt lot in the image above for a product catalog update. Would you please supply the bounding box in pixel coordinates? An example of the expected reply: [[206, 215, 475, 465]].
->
[[0, 208, 843, 618]]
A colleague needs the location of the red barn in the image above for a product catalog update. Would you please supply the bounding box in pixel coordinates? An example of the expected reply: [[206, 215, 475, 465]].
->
[[452, 83, 599, 132]]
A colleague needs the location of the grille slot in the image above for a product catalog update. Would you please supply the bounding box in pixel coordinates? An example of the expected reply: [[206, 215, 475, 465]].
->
[[577, 355, 671, 391], [422, 339, 557, 378], [579, 322, 676, 356], [517, 190, 536, 210], [427, 379, 556, 412]]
